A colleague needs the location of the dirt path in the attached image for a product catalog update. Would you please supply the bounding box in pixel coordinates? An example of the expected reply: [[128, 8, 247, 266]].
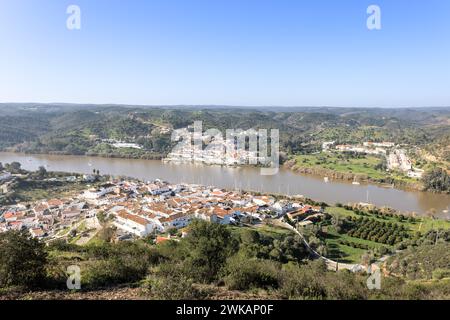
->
[[272, 219, 363, 272]]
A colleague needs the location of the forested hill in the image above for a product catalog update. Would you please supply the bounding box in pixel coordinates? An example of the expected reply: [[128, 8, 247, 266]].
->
[[0, 103, 449, 163]]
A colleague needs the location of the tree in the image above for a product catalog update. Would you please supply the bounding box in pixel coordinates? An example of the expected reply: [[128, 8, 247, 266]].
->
[[316, 244, 328, 257], [6, 162, 22, 174], [0, 230, 48, 288], [37, 166, 47, 178], [97, 226, 116, 242], [240, 229, 260, 245], [182, 220, 238, 283], [423, 168, 450, 193], [360, 252, 373, 266]]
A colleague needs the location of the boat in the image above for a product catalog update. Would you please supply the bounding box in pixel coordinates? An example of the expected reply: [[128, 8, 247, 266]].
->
[[324, 177, 329, 183], [352, 181, 360, 185]]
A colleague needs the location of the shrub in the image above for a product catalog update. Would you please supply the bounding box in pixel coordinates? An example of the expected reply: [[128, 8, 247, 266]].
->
[[223, 254, 280, 291], [432, 268, 450, 280], [82, 256, 148, 288], [0, 230, 48, 289], [142, 263, 205, 300], [81, 242, 159, 288], [279, 260, 328, 299]]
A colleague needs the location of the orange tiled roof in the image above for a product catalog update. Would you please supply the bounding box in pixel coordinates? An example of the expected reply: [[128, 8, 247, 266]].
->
[[117, 210, 149, 226]]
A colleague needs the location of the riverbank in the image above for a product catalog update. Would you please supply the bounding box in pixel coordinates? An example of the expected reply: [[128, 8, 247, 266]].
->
[[2, 148, 165, 161], [1, 149, 432, 192], [1, 152, 449, 215], [284, 158, 425, 192]]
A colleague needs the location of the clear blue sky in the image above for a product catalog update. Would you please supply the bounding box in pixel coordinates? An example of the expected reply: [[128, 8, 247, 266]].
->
[[0, 0, 449, 107]]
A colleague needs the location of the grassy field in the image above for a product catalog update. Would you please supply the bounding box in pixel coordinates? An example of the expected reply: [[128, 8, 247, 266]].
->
[[12, 179, 94, 203], [323, 224, 393, 263], [229, 224, 291, 240], [324, 235, 367, 264], [293, 152, 419, 186], [294, 152, 387, 179], [320, 206, 450, 264]]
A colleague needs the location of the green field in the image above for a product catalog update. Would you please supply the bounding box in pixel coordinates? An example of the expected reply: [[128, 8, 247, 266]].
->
[[229, 224, 291, 240], [321, 206, 450, 264], [294, 152, 387, 179], [10, 179, 95, 203], [326, 206, 450, 234], [292, 152, 420, 186]]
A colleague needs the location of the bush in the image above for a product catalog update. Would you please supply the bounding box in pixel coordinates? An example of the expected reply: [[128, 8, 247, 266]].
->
[[81, 242, 159, 288], [0, 231, 48, 289], [432, 268, 450, 280], [47, 239, 80, 252], [182, 220, 238, 283], [279, 260, 328, 299], [423, 168, 450, 193], [143, 263, 205, 300], [223, 254, 280, 291], [279, 261, 368, 300], [82, 256, 147, 288]]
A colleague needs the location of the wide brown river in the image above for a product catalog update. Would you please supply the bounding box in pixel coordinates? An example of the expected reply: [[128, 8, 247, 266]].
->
[[1, 152, 449, 218]]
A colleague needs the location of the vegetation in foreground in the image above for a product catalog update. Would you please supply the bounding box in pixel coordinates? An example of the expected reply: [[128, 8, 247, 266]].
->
[[0, 220, 449, 300]]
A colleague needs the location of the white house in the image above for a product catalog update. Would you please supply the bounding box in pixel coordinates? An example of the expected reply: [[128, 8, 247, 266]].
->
[[30, 227, 45, 238], [159, 211, 194, 230], [147, 184, 171, 195], [252, 196, 275, 207], [113, 210, 154, 237], [83, 174, 97, 182], [83, 185, 115, 200], [270, 201, 294, 216]]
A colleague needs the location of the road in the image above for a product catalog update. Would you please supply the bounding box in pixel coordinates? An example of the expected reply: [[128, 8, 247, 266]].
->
[[271, 219, 363, 272]]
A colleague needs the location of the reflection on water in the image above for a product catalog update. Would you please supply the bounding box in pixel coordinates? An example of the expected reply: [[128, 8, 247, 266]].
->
[[0, 152, 449, 218]]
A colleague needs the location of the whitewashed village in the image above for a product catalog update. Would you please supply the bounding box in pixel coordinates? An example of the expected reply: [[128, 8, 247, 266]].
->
[[164, 126, 268, 166], [0, 176, 323, 244]]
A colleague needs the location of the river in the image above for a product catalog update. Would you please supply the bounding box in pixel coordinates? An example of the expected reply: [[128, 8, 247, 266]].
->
[[0, 152, 449, 218]]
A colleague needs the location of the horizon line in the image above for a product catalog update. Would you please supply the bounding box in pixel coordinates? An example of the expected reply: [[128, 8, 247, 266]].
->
[[1, 101, 450, 110]]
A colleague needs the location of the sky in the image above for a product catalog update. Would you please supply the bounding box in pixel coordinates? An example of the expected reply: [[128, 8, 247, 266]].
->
[[0, 0, 449, 107]]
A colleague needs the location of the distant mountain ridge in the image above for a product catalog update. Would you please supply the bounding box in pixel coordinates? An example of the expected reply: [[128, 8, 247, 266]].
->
[[0, 104, 449, 164]]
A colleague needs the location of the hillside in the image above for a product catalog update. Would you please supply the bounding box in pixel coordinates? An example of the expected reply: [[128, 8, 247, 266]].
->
[[0, 104, 449, 191], [1, 104, 449, 157]]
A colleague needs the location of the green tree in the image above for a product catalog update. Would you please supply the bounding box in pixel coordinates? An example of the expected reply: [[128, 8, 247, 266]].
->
[[423, 168, 450, 193], [0, 230, 48, 288], [6, 161, 22, 174], [182, 220, 238, 283], [37, 166, 47, 178]]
